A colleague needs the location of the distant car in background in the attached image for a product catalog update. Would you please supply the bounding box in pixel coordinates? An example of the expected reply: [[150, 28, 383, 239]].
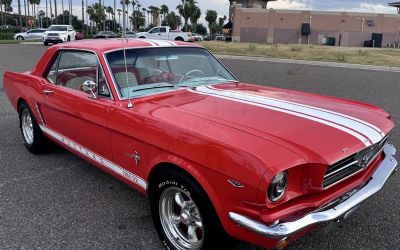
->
[[125, 31, 136, 38], [14, 28, 46, 41], [192, 33, 204, 41], [94, 31, 117, 39], [75, 32, 84, 40], [215, 35, 225, 41], [43, 25, 76, 45]]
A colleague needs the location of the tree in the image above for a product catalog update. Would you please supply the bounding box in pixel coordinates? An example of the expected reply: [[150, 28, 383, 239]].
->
[[205, 10, 218, 38], [130, 9, 144, 30], [218, 15, 226, 27], [161, 11, 181, 30], [189, 5, 200, 31], [194, 23, 207, 36], [160, 4, 168, 21], [176, 0, 200, 32], [1, 0, 12, 25], [87, 3, 106, 30], [148, 5, 160, 26], [106, 6, 113, 21], [260, 0, 276, 9]]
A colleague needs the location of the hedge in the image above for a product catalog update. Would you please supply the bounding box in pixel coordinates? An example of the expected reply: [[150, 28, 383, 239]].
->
[[0, 33, 15, 40]]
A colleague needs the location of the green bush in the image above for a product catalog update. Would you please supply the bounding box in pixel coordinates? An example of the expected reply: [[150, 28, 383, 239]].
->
[[0, 33, 15, 40], [290, 45, 303, 52], [248, 44, 257, 51]]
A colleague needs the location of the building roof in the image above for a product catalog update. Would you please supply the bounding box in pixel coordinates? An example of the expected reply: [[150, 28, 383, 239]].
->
[[389, 2, 400, 7]]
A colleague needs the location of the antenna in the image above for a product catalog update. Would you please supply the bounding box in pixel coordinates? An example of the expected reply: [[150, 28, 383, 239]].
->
[[122, 0, 133, 108]]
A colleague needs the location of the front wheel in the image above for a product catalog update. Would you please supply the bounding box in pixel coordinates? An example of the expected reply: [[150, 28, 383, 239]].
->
[[17, 36, 24, 40], [150, 169, 231, 250], [18, 103, 48, 154], [175, 37, 184, 41]]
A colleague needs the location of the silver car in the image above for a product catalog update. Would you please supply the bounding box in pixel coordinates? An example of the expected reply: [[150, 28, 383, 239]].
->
[[14, 29, 47, 41]]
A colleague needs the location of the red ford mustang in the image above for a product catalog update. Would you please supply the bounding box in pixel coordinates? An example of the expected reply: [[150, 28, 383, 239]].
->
[[3, 39, 397, 249]]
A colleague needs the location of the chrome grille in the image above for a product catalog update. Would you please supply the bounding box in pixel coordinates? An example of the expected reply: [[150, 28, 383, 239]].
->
[[47, 33, 59, 36], [323, 136, 388, 189]]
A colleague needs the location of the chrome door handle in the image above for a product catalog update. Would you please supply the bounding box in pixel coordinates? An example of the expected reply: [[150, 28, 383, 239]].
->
[[43, 90, 54, 95]]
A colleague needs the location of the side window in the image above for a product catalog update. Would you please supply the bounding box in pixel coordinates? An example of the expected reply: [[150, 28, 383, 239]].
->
[[150, 28, 159, 33], [46, 51, 111, 98], [160, 27, 167, 33], [46, 55, 59, 84]]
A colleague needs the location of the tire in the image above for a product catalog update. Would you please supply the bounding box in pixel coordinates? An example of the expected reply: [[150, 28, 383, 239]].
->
[[138, 36, 146, 39], [18, 102, 48, 154], [44, 42, 48, 46], [17, 36, 24, 40], [67, 36, 70, 41], [175, 37, 184, 41], [149, 169, 231, 250]]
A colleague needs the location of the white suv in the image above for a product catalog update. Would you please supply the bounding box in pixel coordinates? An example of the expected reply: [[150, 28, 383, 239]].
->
[[43, 25, 76, 45]]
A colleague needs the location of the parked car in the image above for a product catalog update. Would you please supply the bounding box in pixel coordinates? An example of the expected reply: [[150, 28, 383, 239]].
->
[[3, 39, 397, 250], [14, 28, 47, 41], [75, 31, 84, 40], [94, 31, 117, 39], [136, 26, 193, 42], [43, 25, 76, 45], [215, 35, 225, 41], [125, 31, 136, 38], [192, 33, 204, 41]]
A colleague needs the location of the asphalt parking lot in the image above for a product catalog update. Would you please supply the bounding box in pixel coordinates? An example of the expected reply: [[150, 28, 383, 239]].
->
[[0, 44, 399, 249]]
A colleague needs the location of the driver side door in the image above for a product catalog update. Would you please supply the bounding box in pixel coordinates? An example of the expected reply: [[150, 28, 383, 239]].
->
[[39, 50, 114, 160]]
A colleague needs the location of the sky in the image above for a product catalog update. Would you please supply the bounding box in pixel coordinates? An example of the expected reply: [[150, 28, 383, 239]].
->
[[10, 0, 399, 26]]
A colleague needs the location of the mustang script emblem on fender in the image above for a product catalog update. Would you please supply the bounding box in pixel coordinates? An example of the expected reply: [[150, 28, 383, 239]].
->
[[125, 151, 141, 165]]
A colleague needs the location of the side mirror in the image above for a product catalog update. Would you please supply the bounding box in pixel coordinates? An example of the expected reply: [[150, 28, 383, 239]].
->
[[82, 80, 97, 99]]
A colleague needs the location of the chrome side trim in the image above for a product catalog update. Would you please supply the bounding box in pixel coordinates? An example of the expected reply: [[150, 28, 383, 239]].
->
[[229, 144, 397, 239], [39, 125, 147, 190]]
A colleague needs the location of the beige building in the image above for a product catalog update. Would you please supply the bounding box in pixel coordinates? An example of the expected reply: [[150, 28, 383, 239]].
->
[[230, 2, 400, 47]]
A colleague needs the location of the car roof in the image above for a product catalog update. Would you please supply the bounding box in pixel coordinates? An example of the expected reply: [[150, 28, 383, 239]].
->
[[54, 39, 202, 53]]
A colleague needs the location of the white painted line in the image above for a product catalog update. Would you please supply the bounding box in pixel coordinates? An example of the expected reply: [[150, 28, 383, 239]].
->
[[216, 54, 400, 73]]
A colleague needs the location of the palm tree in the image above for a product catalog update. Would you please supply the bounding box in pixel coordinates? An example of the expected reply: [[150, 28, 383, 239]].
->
[[87, 2, 106, 31], [54, 0, 57, 24], [148, 5, 160, 26], [48, 0, 52, 24], [113, 0, 116, 32], [160, 4, 168, 21], [176, 0, 198, 31], [106, 6, 113, 21], [117, 8, 121, 30], [17, 0, 22, 30], [61, 0, 64, 23], [189, 5, 200, 31], [131, 9, 144, 31]]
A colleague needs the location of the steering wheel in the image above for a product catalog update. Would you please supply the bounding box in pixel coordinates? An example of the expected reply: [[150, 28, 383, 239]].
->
[[180, 69, 205, 82]]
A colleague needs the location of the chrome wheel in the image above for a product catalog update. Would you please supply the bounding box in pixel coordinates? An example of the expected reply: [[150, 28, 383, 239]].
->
[[159, 187, 204, 250], [21, 109, 34, 145]]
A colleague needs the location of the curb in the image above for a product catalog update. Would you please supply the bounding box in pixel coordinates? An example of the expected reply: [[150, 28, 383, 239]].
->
[[215, 54, 400, 73]]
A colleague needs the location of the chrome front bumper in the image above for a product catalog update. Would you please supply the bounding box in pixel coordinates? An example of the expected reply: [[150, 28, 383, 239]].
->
[[229, 144, 397, 239]]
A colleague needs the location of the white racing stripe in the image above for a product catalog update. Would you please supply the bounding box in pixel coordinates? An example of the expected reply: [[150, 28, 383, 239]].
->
[[145, 39, 174, 46], [143, 39, 158, 46], [204, 86, 384, 144], [188, 86, 376, 146], [210, 86, 385, 137], [39, 125, 147, 190]]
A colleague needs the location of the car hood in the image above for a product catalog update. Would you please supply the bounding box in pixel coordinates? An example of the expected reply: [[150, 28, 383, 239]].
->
[[148, 82, 393, 165]]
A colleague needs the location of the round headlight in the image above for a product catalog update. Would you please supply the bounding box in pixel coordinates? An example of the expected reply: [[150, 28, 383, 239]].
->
[[267, 172, 288, 202]]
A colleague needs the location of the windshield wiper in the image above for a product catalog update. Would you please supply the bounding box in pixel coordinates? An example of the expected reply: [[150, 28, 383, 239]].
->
[[131, 83, 175, 93]]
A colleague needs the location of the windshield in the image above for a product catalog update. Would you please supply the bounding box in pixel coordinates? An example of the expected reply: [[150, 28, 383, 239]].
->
[[106, 47, 237, 98], [48, 26, 67, 31]]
